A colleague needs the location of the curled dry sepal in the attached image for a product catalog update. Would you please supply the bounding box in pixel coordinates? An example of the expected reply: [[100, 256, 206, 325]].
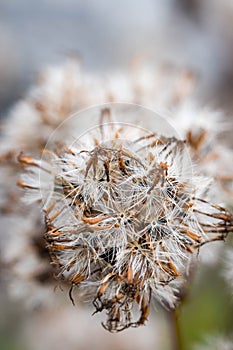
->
[[18, 108, 233, 332]]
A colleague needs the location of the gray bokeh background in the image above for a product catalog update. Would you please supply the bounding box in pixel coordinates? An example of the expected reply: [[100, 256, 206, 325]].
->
[[1, 0, 233, 114]]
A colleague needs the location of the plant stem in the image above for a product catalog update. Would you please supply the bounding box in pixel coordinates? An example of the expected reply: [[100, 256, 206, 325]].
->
[[167, 307, 183, 350]]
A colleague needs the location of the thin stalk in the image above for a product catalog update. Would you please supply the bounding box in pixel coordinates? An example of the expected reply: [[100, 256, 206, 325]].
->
[[166, 307, 183, 350]]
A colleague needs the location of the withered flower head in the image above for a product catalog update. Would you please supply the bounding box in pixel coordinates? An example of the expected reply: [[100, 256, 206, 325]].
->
[[18, 104, 233, 332]]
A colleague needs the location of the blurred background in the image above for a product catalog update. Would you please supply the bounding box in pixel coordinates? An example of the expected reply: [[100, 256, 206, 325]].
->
[[1, 1, 233, 349], [1, 0, 233, 115]]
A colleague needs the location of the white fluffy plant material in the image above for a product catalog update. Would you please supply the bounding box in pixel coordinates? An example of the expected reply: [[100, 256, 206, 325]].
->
[[18, 104, 233, 332], [1, 59, 233, 315], [0, 58, 195, 156], [170, 101, 233, 203], [1, 59, 232, 209]]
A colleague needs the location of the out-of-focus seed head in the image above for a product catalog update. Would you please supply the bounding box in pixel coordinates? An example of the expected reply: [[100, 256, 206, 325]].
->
[[221, 245, 233, 293], [18, 104, 233, 332], [193, 334, 233, 350]]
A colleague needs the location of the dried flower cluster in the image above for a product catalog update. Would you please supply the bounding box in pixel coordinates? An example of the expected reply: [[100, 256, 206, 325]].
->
[[0, 59, 200, 309], [1, 59, 233, 320], [18, 107, 233, 331]]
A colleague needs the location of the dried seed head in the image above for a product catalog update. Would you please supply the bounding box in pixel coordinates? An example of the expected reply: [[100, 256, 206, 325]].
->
[[18, 104, 233, 332], [1, 61, 232, 318]]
